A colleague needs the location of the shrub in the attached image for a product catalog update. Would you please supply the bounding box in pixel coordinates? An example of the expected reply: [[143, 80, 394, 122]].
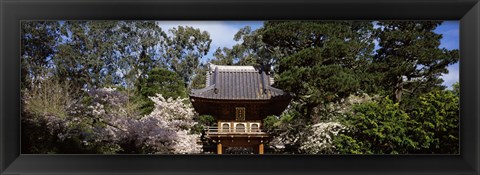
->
[[333, 98, 415, 154]]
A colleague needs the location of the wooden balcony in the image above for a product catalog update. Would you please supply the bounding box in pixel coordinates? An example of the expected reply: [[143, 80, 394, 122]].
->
[[205, 126, 270, 154], [205, 126, 269, 138]]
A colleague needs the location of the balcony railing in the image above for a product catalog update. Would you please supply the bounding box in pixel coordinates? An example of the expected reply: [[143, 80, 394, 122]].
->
[[205, 126, 266, 135]]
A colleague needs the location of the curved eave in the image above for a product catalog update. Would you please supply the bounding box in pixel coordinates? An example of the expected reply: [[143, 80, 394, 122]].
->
[[190, 85, 215, 95], [189, 87, 292, 101], [189, 94, 292, 101]]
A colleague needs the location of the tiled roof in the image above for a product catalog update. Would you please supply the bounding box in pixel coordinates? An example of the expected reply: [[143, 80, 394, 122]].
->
[[190, 64, 289, 100]]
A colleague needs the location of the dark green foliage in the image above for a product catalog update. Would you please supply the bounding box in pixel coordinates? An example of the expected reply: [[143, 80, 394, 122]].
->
[[136, 68, 187, 115], [20, 20, 460, 154], [263, 111, 309, 154], [166, 26, 212, 86], [21, 21, 213, 154], [255, 21, 459, 154], [21, 111, 118, 154], [409, 89, 459, 153], [277, 50, 361, 104], [191, 115, 216, 134], [27, 21, 211, 91], [54, 21, 124, 90], [263, 115, 281, 132], [190, 72, 206, 89], [334, 98, 415, 154], [373, 21, 459, 103], [21, 112, 59, 154], [190, 63, 208, 89], [262, 21, 375, 127], [334, 88, 459, 154], [210, 26, 276, 70], [263, 114, 297, 133], [452, 82, 460, 97], [197, 115, 216, 126]]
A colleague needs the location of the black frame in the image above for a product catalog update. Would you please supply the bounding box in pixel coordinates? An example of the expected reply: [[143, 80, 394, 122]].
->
[[1, 0, 479, 174]]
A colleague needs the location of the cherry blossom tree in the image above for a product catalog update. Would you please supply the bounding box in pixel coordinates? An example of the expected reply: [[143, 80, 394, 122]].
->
[[85, 88, 201, 154], [23, 85, 202, 154], [300, 122, 346, 154]]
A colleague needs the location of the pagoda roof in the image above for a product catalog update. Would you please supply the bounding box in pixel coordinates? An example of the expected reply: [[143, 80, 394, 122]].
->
[[189, 64, 290, 100]]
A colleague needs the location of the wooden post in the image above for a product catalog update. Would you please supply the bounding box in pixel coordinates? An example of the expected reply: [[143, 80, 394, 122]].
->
[[217, 143, 222, 154], [259, 143, 264, 155]]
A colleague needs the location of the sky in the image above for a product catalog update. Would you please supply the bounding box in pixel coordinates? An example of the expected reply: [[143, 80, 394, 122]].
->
[[156, 21, 459, 88], [434, 21, 460, 88], [156, 21, 264, 59]]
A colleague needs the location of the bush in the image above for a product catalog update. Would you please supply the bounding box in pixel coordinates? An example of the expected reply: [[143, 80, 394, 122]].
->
[[300, 122, 346, 154], [22, 83, 202, 154], [333, 89, 459, 154], [409, 90, 459, 154], [191, 115, 216, 134], [333, 98, 415, 154], [22, 77, 76, 119]]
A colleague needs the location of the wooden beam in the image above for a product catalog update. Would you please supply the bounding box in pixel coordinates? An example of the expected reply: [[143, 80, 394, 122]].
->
[[217, 143, 222, 154]]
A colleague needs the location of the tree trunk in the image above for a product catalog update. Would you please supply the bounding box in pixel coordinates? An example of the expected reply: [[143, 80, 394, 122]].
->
[[394, 80, 403, 103]]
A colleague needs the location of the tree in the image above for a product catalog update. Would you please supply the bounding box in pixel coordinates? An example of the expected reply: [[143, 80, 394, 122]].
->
[[190, 63, 208, 89], [23, 85, 202, 154], [21, 20, 460, 155], [130, 21, 167, 80], [21, 21, 61, 89], [333, 89, 459, 154], [409, 89, 459, 154], [81, 89, 201, 154], [53, 21, 176, 114], [211, 47, 235, 65], [264, 21, 375, 119], [247, 21, 376, 152], [135, 94, 202, 154], [265, 94, 373, 154], [300, 122, 346, 154], [373, 21, 459, 103], [164, 26, 212, 86], [452, 82, 460, 97], [54, 21, 121, 90], [263, 111, 309, 154], [191, 114, 216, 135], [21, 76, 84, 153], [135, 68, 187, 115], [210, 26, 281, 71], [334, 98, 416, 154]]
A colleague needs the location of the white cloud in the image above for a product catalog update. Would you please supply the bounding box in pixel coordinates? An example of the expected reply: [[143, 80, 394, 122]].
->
[[441, 63, 459, 89], [157, 21, 241, 51], [156, 21, 256, 63]]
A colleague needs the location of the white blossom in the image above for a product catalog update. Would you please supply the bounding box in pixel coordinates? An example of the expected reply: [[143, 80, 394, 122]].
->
[[300, 122, 347, 154], [24, 87, 202, 154]]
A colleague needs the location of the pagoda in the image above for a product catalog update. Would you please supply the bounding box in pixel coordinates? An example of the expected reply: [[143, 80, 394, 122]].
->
[[189, 64, 291, 154]]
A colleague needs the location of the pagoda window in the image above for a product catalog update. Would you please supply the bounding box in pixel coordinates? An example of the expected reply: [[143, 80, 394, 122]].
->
[[250, 123, 259, 132], [235, 107, 246, 121], [235, 123, 246, 132], [222, 123, 230, 132]]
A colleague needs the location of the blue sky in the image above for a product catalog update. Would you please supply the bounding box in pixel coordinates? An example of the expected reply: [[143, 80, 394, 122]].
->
[[156, 21, 263, 60], [435, 21, 460, 88], [156, 21, 459, 88]]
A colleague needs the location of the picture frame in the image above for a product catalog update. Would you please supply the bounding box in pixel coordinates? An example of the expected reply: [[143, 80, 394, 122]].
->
[[1, 0, 479, 174]]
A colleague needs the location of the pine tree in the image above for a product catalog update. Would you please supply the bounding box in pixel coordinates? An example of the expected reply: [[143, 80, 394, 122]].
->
[[373, 21, 459, 103], [263, 21, 375, 118], [135, 68, 187, 115]]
